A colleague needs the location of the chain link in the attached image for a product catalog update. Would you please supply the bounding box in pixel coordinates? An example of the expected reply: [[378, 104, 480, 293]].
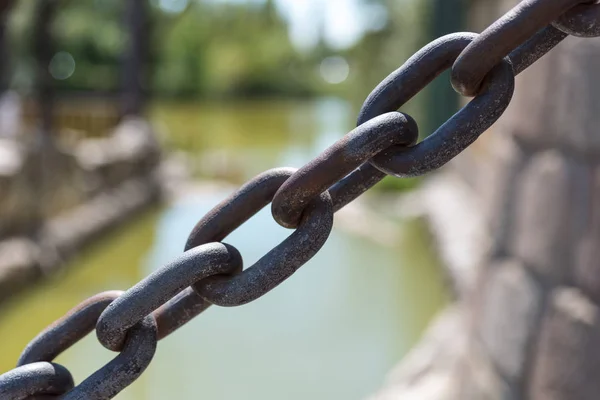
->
[[452, 0, 582, 97], [188, 168, 334, 306], [2, 0, 600, 398], [0, 362, 73, 400], [95, 243, 242, 351], [271, 112, 417, 228], [15, 292, 157, 399], [553, 1, 600, 37], [360, 33, 515, 177]]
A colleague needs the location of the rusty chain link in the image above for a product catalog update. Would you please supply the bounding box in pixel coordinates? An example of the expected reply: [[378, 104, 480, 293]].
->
[[16, 291, 157, 400], [1, 0, 599, 398], [0, 362, 73, 399]]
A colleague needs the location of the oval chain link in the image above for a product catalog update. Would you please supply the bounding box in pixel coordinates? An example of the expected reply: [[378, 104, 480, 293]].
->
[[17, 292, 157, 400], [553, 1, 600, 37], [361, 33, 515, 177], [271, 112, 418, 228], [0, 362, 74, 399], [187, 168, 334, 306], [451, 0, 586, 97], [95, 243, 242, 351]]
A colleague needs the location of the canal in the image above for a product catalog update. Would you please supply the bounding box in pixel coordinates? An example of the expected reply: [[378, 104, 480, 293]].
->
[[0, 98, 448, 399]]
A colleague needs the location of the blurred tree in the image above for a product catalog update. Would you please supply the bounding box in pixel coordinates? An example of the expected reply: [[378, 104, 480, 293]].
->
[[345, 0, 427, 114], [150, 1, 316, 99], [425, 0, 464, 134], [122, 0, 149, 116], [345, 0, 466, 132], [6, 0, 465, 106], [0, 0, 15, 92], [33, 0, 58, 135], [9, 0, 125, 94], [7, 0, 320, 100]]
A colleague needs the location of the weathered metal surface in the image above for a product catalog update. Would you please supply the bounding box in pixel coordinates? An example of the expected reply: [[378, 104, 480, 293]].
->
[[271, 112, 418, 228], [508, 25, 568, 75], [451, 0, 584, 97], [62, 315, 156, 400], [187, 168, 334, 306], [2, 0, 599, 398], [151, 168, 301, 339], [329, 162, 388, 212], [554, 2, 600, 37], [0, 362, 73, 399], [186, 168, 297, 248], [16, 291, 157, 399], [362, 34, 515, 177], [153, 287, 211, 340], [96, 243, 242, 351], [18, 292, 124, 365]]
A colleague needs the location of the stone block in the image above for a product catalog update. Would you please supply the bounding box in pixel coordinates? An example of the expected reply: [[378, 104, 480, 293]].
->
[[529, 287, 600, 400], [478, 260, 543, 383], [575, 166, 600, 304], [509, 151, 571, 282], [478, 133, 525, 257], [500, 49, 562, 147], [457, 340, 516, 400], [554, 38, 600, 156]]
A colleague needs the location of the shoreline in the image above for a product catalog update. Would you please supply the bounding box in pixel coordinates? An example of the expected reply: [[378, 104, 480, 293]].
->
[[0, 156, 479, 400], [0, 173, 161, 305]]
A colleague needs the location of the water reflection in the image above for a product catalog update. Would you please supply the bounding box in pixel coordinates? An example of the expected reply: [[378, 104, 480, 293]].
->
[[140, 189, 445, 400], [0, 98, 447, 399]]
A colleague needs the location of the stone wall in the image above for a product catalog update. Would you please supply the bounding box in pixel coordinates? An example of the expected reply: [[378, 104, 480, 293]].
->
[[0, 117, 160, 238], [371, 2, 600, 398], [0, 116, 162, 304], [457, 32, 600, 398]]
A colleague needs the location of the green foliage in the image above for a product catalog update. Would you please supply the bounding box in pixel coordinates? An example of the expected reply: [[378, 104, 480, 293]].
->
[[343, 0, 429, 115], [374, 175, 421, 192], [6, 0, 464, 194], [9, 0, 125, 93], [7, 0, 443, 105], [8, 0, 323, 99], [150, 2, 315, 98]]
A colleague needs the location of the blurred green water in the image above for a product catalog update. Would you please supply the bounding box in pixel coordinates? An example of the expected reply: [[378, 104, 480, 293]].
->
[[0, 99, 448, 399]]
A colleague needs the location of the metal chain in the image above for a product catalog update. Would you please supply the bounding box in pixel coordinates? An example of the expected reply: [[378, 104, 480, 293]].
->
[[2, 0, 599, 398]]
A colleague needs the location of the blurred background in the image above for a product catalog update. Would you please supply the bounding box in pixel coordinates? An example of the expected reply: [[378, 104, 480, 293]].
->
[[0, 0, 464, 398], [3, 0, 597, 399], [0, 1, 463, 398]]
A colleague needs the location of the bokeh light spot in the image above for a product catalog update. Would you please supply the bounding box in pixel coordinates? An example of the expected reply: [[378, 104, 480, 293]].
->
[[319, 56, 350, 84], [157, 0, 189, 14], [49, 52, 76, 81]]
